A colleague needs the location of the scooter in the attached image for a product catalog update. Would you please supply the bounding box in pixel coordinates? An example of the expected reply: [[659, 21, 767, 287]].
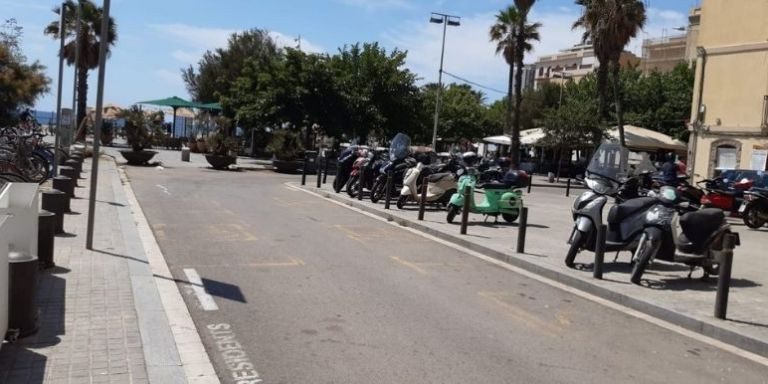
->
[[370, 133, 414, 204], [630, 186, 739, 284], [445, 152, 526, 224], [565, 143, 660, 268], [333, 146, 361, 193], [739, 187, 768, 228], [397, 160, 458, 209], [345, 150, 370, 197], [699, 177, 754, 214]]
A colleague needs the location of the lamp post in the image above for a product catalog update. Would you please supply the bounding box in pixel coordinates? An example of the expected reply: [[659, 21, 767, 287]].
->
[[429, 12, 460, 150], [552, 71, 572, 108], [70, 0, 81, 146]]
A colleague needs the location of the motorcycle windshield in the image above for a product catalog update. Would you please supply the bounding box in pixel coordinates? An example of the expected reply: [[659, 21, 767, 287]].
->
[[389, 133, 411, 161], [587, 143, 655, 182]]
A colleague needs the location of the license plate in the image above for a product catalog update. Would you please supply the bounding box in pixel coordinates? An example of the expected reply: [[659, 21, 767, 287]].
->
[[738, 203, 747, 213]]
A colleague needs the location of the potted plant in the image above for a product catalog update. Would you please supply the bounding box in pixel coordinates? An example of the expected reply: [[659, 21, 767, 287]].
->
[[101, 120, 114, 145], [268, 130, 305, 173], [187, 136, 198, 152], [117, 106, 158, 165], [196, 136, 207, 153], [204, 132, 238, 170]]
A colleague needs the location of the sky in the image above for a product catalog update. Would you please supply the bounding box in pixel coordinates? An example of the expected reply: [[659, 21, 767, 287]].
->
[[3, 0, 700, 112]]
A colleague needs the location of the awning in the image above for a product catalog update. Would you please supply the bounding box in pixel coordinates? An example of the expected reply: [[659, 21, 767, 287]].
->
[[483, 128, 545, 146], [608, 125, 687, 153]]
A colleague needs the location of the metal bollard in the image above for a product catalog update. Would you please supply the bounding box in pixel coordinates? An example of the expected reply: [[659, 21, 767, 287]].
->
[[53, 175, 75, 198], [42, 189, 68, 234], [715, 233, 737, 319], [64, 159, 81, 175], [8, 252, 39, 337], [593, 224, 607, 279], [59, 166, 78, 187], [418, 176, 428, 221], [358, 168, 365, 201], [516, 207, 528, 253], [323, 153, 329, 184], [301, 152, 308, 186], [566, 178, 572, 197], [527, 175, 533, 194], [460, 185, 470, 235], [384, 170, 393, 210], [38, 210, 56, 269], [316, 154, 322, 188]]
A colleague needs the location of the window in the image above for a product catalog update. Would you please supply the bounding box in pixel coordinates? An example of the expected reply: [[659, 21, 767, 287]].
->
[[716, 146, 737, 170]]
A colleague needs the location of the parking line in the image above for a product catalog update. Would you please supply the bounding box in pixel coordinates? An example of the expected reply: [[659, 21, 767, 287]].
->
[[183, 268, 219, 311]]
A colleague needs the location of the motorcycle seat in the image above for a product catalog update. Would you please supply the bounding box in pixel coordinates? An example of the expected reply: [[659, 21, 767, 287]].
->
[[607, 197, 656, 223], [678, 209, 725, 255], [426, 172, 453, 183], [479, 182, 511, 190]]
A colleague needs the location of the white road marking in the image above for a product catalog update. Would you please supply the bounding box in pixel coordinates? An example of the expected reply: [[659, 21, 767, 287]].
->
[[287, 182, 768, 367], [155, 184, 172, 196], [207, 324, 262, 384], [184, 268, 219, 311]]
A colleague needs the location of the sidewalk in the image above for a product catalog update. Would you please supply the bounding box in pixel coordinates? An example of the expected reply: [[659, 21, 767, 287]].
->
[[0, 156, 217, 383], [296, 177, 768, 358], [100, 141, 272, 171]]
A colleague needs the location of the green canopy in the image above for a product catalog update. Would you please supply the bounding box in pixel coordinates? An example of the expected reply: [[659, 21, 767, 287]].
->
[[137, 96, 199, 137], [198, 102, 222, 110]]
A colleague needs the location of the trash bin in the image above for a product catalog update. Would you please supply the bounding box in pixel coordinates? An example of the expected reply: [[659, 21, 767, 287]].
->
[[547, 172, 555, 183], [181, 147, 190, 162], [8, 251, 38, 338]]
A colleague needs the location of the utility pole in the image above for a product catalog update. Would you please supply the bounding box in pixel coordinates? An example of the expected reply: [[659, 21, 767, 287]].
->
[[429, 12, 460, 149], [53, 2, 66, 176]]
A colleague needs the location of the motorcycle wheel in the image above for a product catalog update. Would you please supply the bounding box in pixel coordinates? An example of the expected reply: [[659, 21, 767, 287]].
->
[[742, 205, 766, 229], [446, 204, 460, 224], [502, 212, 519, 223], [333, 176, 343, 193], [564, 229, 585, 268], [631, 233, 658, 285], [370, 178, 385, 203], [703, 263, 720, 276], [396, 195, 409, 209], [346, 175, 359, 198]]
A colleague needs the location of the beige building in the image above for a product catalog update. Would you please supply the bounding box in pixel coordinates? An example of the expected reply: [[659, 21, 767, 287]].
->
[[688, 0, 768, 179], [533, 43, 640, 88], [640, 34, 687, 74]]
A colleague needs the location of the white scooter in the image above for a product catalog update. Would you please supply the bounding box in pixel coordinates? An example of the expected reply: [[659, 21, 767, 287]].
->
[[397, 162, 457, 209]]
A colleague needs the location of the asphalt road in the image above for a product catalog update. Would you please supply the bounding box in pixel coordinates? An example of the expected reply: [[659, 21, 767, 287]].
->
[[124, 166, 768, 384]]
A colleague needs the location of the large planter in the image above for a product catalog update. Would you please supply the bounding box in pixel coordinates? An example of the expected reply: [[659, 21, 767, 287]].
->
[[197, 139, 207, 153], [272, 159, 303, 173], [120, 150, 157, 165], [205, 154, 237, 170], [188, 140, 198, 153]]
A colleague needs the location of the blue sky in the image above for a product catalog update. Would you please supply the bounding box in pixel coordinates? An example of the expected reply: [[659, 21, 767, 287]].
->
[[3, 0, 699, 112]]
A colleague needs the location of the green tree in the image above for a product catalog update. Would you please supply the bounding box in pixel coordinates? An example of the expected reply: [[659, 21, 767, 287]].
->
[[1, 20, 50, 125], [421, 83, 490, 141], [573, 0, 646, 146], [490, 1, 541, 167], [45, 0, 117, 137], [183, 29, 279, 103]]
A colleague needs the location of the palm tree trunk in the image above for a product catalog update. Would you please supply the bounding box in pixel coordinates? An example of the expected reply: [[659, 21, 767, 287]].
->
[[506, 63, 514, 136], [75, 65, 88, 142], [512, 56, 524, 169], [611, 59, 625, 147], [596, 61, 608, 122]]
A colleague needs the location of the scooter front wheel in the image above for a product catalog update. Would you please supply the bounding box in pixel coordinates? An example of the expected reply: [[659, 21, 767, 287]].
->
[[742, 205, 766, 229], [346, 175, 359, 198], [565, 229, 584, 268], [631, 229, 661, 285], [370, 178, 385, 203], [396, 195, 409, 209], [446, 204, 460, 224]]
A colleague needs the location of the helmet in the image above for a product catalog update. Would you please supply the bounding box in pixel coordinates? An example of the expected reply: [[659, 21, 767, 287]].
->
[[462, 151, 478, 166]]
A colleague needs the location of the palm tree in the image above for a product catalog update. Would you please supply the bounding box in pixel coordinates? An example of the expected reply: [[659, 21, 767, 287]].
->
[[573, 0, 645, 146], [45, 0, 117, 141], [490, 2, 540, 168]]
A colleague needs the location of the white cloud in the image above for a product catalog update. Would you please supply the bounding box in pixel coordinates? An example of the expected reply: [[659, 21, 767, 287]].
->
[[171, 50, 200, 65], [152, 68, 184, 88], [337, 0, 413, 10], [0, 1, 50, 11]]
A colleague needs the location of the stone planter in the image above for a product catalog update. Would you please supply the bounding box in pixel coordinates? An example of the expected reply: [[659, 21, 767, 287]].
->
[[188, 140, 198, 153], [119, 150, 158, 165], [197, 139, 207, 153], [205, 154, 237, 170], [272, 159, 303, 173]]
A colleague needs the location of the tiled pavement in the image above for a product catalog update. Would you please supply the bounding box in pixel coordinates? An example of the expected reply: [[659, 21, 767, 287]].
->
[[0, 156, 213, 383]]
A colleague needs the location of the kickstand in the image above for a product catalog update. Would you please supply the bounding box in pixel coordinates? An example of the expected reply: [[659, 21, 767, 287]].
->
[[494, 216, 498, 224], [687, 266, 696, 279], [613, 251, 620, 262], [484, 215, 489, 223]]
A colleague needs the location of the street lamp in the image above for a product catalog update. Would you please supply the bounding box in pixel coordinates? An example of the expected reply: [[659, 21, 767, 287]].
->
[[430, 12, 460, 149], [552, 71, 572, 108]]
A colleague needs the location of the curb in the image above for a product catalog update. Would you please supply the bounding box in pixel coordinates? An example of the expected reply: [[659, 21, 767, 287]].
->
[[297, 183, 768, 358]]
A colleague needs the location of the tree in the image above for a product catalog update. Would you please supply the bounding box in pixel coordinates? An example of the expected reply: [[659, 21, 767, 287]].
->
[[45, 0, 117, 139], [490, 2, 541, 168], [421, 83, 490, 141], [1, 20, 50, 125], [183, 29, 280, 103], [573, 0, 646, 146]]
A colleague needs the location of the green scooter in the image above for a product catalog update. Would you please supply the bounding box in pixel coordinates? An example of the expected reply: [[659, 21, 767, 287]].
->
[[446, 153, 526, 224]]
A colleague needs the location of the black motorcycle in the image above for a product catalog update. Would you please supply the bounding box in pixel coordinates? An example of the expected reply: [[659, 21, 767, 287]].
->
[[333, 145, 361, 193], [740, 187, 768, 228], [370, 133, 414, 204]]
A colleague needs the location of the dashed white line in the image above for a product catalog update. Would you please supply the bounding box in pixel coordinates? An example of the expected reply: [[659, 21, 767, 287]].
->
[[156, 184, 172, 196], [184, 268, 219, 311]]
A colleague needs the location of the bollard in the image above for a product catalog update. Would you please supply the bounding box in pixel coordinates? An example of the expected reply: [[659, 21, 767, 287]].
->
[[8, 252, 39, 337], [384, 170, 393, 210], [527, 175, 533, 194], [358, 167, 365, 201], [42, 189, 68, 234], [593, 224, 607, 279], [52, 175, 75, 198], [316, 154, 322, 188], [460, 185, 471, 235], [418, 176, 428, 221], [323, 153, 329, 184], [59, 166, 78, 187], [64, 159, 81, 175], [516, 207, 528, 253], [38, 210, 56, 269], [301, 152, 308, 186], [566, 178, 572, 197], [181, 147, 190, 162], [715, 233, 737, 319]]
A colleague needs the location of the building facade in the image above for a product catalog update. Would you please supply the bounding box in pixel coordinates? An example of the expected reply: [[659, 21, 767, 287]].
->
[[688, 0, 768, 179], [640, 34, 687, 74], [533, 43, 640, 89]]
